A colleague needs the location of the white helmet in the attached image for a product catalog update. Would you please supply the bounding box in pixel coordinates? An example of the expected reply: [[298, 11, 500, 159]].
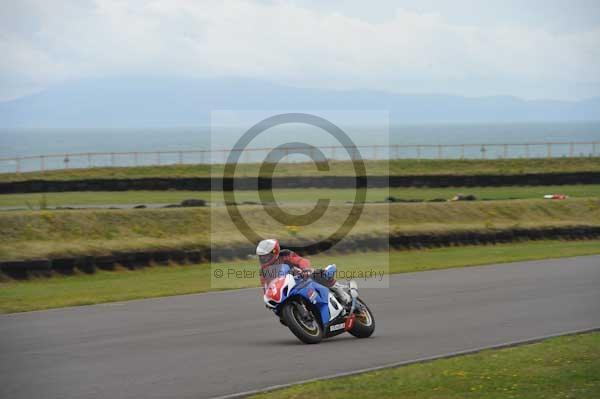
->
[[256, 238, 280, 267]]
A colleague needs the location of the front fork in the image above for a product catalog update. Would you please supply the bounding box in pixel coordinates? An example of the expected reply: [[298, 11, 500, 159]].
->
[[278, 299, 317, 326], [294, 301, 312, 321]]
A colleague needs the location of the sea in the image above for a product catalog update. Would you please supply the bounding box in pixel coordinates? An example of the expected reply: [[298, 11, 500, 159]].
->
[[1, 121, 599, 173]]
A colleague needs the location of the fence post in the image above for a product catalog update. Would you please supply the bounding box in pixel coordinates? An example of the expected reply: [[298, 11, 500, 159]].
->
[[64, 154, 70, 169], [40, 156, 45, 172], [569, 142, 574, 157], [547, 143, 552, 158], [480, 145, 487, 159]]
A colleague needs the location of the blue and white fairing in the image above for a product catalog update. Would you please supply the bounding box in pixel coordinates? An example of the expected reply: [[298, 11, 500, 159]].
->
[[262, 264, 343, 327]]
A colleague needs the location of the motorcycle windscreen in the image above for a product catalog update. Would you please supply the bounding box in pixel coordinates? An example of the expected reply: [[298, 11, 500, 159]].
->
[[260, 263, 291, 285]]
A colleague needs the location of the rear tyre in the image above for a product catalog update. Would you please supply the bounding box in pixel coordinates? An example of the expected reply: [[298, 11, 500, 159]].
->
[[281, 299, 323, 344], [349, 298, 375, 338]]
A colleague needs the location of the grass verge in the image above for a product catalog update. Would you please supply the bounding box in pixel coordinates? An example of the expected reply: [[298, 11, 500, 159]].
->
[[2, 157, 600, 182], [1, 185, 599, 208], [250, 332, 600, 399], [1, 199, 599, 260], [1, 240, 599, 313]]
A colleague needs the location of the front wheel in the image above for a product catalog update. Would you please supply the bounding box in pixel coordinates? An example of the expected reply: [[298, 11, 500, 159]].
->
[[281, 299, 323, 344], [349, 298, 375, 338]]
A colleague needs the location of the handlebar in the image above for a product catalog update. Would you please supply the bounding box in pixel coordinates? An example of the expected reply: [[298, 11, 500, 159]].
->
[[291, 266, 314, 279]]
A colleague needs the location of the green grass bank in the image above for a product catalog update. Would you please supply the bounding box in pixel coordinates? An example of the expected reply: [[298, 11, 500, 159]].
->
[[1, 199, 599, 261], [2, 157, 600, 182], [251, 332, 600, 399], [1, 184, 599, 208]]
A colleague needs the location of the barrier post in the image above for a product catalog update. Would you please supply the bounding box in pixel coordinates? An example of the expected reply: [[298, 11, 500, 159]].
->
[[569, 142, 574, 157]]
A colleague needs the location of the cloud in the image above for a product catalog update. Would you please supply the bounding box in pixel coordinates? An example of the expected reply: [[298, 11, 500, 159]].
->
[[1, 0, 600, 100]]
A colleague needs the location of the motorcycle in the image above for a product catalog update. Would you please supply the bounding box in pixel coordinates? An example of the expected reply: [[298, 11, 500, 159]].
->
[[262, 263, 375, 344]]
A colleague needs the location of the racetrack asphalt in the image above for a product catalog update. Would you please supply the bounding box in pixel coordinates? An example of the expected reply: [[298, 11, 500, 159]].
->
[[1, 255, 599, 399]]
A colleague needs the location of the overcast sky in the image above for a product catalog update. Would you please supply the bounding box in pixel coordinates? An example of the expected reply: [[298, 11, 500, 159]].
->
[[1, 0, 600, 101]]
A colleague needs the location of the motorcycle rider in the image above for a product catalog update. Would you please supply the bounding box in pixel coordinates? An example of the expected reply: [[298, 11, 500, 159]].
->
[[256, 238, 351, 305]]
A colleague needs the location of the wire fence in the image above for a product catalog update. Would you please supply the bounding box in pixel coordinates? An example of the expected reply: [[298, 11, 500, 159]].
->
[[1, 141, 599, 173]]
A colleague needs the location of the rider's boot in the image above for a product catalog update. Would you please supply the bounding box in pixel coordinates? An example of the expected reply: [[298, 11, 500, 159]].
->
[[331, 282, 352, 306], [323, 264, 352, 306]]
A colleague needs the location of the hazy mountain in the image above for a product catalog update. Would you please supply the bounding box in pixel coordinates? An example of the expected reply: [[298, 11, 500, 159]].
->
[[0, 76, 599, 127]]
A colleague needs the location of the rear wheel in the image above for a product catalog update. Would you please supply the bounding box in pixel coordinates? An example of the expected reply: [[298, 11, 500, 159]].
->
[[349, 298, 375, 338], [281, 299, 323, 344]]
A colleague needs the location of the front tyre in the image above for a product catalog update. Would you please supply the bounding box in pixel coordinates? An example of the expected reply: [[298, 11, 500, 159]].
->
[[281, 299, 323, 344], [349, 298, 375, 338]]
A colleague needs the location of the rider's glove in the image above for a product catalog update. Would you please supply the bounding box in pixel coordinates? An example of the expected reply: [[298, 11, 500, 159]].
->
[[324, 264, 337, 279], [301, 268, 314, 280]]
